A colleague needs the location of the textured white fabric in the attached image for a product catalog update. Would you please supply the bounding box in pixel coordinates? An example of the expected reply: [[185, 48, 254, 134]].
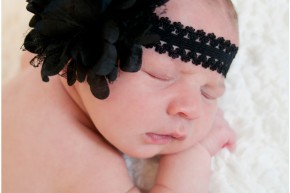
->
[[2, 0, 289, 192]]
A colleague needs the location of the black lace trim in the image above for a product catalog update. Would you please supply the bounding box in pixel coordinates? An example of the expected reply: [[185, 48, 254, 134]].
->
[[145, 15, 239, 77]]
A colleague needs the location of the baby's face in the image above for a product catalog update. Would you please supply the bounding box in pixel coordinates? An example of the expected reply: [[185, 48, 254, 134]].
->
[[77, 0, 239, 158]]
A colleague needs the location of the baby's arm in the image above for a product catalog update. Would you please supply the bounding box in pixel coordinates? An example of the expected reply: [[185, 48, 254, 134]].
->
[[150, 109, 235, 193], [150, 144, 211, 193]]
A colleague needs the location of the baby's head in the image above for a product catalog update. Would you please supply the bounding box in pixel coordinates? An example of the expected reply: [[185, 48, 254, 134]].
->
[[24, 0, 239, 158]]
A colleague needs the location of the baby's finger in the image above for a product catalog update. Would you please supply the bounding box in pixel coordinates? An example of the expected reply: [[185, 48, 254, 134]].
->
[[222, 127, 236, 152]]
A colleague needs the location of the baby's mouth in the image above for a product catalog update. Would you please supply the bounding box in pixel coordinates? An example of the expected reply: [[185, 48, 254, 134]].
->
[[144, 132, 186, 145]]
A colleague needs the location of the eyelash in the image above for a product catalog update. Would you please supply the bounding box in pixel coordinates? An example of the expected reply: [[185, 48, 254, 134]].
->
[[201, 89, 216, 100], [145, 72, 170, 81], [145, 70, 218, 100]]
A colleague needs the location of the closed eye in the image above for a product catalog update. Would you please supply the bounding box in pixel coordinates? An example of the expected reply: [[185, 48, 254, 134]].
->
[[201, 89, 216, 100], [144, 71, 173, 81]]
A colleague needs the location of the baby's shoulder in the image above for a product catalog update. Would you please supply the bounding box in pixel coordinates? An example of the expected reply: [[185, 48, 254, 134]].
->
[[2, 69, 134, 192], [54, 124, 134, 192], [3, 119, 133, 193]]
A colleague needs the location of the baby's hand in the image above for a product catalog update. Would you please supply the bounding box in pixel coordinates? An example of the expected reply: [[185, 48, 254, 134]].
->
[[199, 108, 236, 157]]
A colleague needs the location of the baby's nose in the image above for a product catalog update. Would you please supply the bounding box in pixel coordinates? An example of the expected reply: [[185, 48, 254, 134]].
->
[[166, 86, 203, 120]]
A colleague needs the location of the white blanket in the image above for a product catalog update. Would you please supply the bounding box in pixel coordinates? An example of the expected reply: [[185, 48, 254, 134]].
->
[[2, 0, 288, 192]]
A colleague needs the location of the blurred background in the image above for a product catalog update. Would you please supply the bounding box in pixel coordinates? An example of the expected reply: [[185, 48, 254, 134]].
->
[[2, 0, 289, 193], [2, 0, 31, 84]]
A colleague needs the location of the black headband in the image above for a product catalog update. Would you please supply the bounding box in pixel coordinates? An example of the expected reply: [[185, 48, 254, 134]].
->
[[23, 0, 238, 100], [145, 14, 238, 77]]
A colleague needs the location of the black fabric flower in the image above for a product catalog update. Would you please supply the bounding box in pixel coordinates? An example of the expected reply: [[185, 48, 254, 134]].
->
[[23, 0, 169, 99]]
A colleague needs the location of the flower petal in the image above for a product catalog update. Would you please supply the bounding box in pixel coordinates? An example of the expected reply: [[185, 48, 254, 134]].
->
[[102, 20, 119, 44], [35, 19, 78, 36], [112, 0, 136, 10], [23, 29, 45, 54], [67, 60, 77, 86], [106, 66, 118, 83], [41, 45, 68, 77], [120, 44, 142, 72], [87, 72, 110, 99], [92, 42, 117, 75]]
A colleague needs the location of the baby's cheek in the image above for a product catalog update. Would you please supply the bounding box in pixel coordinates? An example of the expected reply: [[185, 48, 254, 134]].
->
[[184, 121, 212, 147], [196, 112, 216, 140], [203, 104, 218, 129]]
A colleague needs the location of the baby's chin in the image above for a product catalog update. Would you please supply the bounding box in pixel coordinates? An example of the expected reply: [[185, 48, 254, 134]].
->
[[122, 148, 161, 159], [122, 143, 192, 159]]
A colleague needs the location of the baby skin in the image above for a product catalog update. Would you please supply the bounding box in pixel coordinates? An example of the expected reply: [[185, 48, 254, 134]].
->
[[3, 0, 238, 192]]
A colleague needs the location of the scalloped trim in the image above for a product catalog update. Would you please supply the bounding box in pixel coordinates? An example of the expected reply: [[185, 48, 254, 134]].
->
[[145, 14, 239, 77]]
